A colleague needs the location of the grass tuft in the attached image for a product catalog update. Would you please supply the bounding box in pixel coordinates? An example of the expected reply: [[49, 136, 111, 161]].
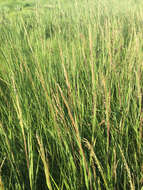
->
[[0, 0, 143, 189]]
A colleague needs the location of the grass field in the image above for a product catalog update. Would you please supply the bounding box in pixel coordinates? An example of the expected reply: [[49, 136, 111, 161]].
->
[[0, 0, 143, 189]]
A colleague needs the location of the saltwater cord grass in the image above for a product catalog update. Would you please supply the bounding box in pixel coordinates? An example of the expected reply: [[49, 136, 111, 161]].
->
[[0, 0, 143, 189]]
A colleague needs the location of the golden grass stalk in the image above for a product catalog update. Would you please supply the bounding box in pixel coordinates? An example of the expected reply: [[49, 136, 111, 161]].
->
[[59, 46, 72, 97], [84, 138, 109, 190], [36, 134, 52, 190], [101, 75, 111, 152], [56, 83, 89, 189], [119, 145, 135, 190], [12, 76, 29, 170]]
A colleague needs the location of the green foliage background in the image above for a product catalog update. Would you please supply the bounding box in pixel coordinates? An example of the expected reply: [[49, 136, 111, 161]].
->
[[0, 0, 143, 190]]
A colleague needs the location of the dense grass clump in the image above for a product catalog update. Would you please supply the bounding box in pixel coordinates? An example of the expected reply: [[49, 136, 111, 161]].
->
[[0, 0, 143, 189]]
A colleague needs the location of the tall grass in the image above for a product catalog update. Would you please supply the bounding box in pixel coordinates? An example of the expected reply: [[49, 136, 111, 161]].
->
[[0, 0, 143, 189]]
